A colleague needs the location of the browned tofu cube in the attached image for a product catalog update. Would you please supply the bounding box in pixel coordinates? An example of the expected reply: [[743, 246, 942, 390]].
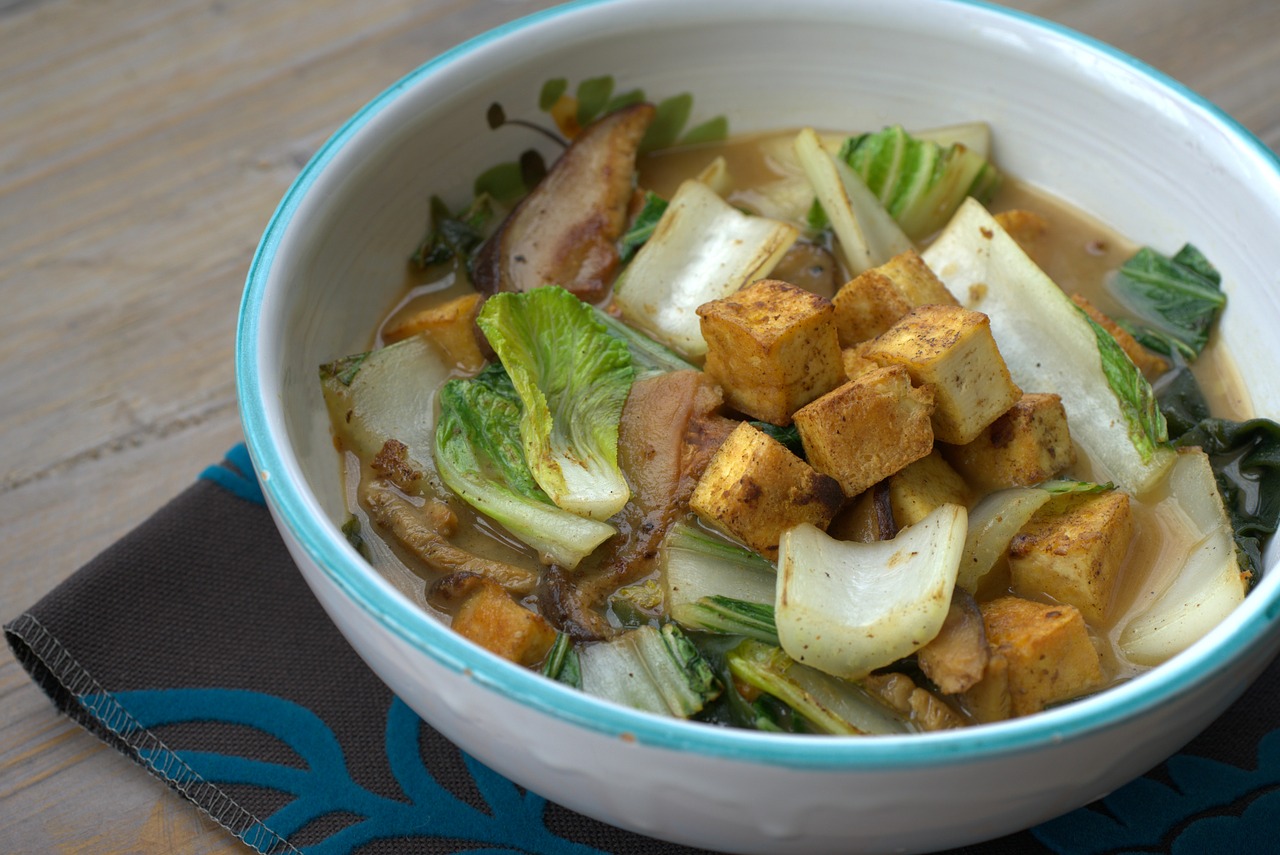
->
[[690, 421, 844, 560], [941, 393, 1075, 492], [383, 292, 486, 371], [841, 346, 880, 381], [447, 576, 558, 667], [888, 450, 973, 528], [1008, 490, 1133, 624], [961, 652, 1013, 723], [978, 595, 1103, 717], [697, 279, 846, 425], [831, 249, 959, 345], [792, 365, 935, 497], [1072, 294, 1169, 379], [862, 304, 1023, 445]]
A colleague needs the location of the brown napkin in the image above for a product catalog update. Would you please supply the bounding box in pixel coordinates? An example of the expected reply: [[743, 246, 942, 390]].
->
[[6, 445, 1278, 854]]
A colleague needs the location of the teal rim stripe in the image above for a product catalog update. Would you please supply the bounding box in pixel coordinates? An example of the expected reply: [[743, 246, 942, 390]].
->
[[236, 0, 1280, 771]]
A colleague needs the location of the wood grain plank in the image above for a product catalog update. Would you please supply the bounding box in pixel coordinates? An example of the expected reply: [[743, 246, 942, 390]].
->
[[1, 0, 1276, 853]]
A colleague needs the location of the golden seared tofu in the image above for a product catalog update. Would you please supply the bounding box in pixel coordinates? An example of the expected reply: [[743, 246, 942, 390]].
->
[[978, 596, 1103, 718], [831, 249, 958, 346], [448, 576, 558, 667], [697, 279, 845, 425], [690, 421, 845, 560], [840, 345, 880, 381], [382, 292, 486, 371], [792, 365, 935, 498], [888, 450, 973, 528], [1008, 489, 1133, 624], [862, 304, 1022, 445], [942, 392, 1075, 492]]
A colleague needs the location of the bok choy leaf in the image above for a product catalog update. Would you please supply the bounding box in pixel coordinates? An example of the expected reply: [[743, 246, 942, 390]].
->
[[477, 286, 635, 520], [1118, 449, 1248, 665], [793, 127, 913, 275], [923, 198, 1175, 495], [726, 639, 911, 735], [433, 364, 616, 568], [578, 624, 721, 718], [838, 124, 1000, 242], [775, 504, 968, 682], [1109, 244, 1226, 361], [612, 179, 798, 358]]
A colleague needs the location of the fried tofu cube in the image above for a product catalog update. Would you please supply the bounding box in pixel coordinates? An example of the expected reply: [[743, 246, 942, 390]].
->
[[941, 393, 1075, 492], [698, 279, 846, 425], [978, 596, 1103, 717], [862, 304, 1022, 445], [690, 422, 845, 560], [447, 576, 557, 667], [1072, 294, 1169, 379], [383, 293, 486, 371], [831, 249, 959, 346], [841, 346, 880, 381], [888, 451, 973, 528], [1008, 490, 1133, 624], [792, 365, 935, 497]]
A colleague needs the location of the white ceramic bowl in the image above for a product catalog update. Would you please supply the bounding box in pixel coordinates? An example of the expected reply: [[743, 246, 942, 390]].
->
[[236, 1, 1280, 852]]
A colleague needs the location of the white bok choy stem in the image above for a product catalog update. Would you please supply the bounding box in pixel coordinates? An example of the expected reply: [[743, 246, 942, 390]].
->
[[1118, 448, 1248, 665], [612, 179, 798, 359], [923, 198, 1175, 496], [776, 504, 968, 682], [792, 127, 913, 275]]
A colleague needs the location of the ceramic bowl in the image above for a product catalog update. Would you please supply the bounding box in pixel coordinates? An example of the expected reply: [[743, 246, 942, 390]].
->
[[236, 0, 1280, 852]]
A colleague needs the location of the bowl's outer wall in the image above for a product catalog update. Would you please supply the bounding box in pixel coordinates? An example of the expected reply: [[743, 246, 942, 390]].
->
[[240, 0, 1280, 851]]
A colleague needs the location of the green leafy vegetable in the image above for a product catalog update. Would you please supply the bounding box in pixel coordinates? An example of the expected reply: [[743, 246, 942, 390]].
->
[[726, 639, 911, 735], [577, 624, 721, 718], [432, 363, 615, 568], [1109, 244, 1226, 360], [1118, 449, 1248, 665], [776, 504, 967, 681], [612, 179, 798, 357], [673, 596, 779, 644], [608, 579, 665, 628], [589, 305, 696, 379], [476, 286, 635, 521], [541, 633, 582, 688], [794, 127, 913, 275], [1159, 366, 1280, 580], [618, 191, 669, 262], [1080, 310, 1170, 461], [411, 194, 499, 270], [839, 124, 1000, 241], [660, 522, 776, 615], [922, 198, 1176, 494]]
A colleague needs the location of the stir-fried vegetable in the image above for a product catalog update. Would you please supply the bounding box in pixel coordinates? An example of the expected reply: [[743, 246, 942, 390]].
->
[[433, 364, 616, 568], [923, 198, 1175, 495], [837, 124, 1000, 241], [578, 623, 721, 718], [793, 127, 913, 275], [775, 504, 968, 681], [321, 100, 1278, 735], [1109, 244, 1226, 361], [613, 179, 799, 357], [476, 286, 635, 520]]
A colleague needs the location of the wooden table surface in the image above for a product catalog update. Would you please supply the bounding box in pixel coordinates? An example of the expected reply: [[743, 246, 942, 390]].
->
[[2, 0, 1277, 851]]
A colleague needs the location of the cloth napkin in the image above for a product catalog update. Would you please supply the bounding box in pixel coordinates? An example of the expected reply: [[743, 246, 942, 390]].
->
[[6, 444, 1279, 855]]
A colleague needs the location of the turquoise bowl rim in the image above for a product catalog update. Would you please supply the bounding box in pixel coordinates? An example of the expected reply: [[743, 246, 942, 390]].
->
[[237, 0, 1280, 770]]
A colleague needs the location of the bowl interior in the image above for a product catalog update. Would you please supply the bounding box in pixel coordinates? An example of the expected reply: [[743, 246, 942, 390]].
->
[[239, 0, 1280, 767]]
